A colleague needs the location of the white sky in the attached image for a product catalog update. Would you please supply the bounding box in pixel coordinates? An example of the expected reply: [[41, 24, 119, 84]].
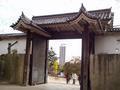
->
[[49, 39, 82, 62], [0, 0, 120, 60]]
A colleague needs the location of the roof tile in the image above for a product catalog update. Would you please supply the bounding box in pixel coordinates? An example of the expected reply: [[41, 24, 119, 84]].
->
[[32, 8, 113, 25]]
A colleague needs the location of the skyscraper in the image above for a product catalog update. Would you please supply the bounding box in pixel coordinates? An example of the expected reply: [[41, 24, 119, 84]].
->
[[59, 44, 66, 68]]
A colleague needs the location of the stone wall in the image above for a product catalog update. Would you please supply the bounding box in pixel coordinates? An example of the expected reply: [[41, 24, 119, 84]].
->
[[0, 54, 24, 85], [90, 54, 120, 90]]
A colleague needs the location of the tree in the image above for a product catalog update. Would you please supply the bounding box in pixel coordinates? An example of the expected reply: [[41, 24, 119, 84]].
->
[[63, 62, 72, 75], [53, 59, 59, 74], [48, 47, 57, 64], [63, 57, 81, 76], [48, 47, 58, 75]]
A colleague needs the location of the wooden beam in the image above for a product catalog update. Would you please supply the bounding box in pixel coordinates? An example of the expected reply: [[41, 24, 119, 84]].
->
[[21, 22, 51, 38], [12, 20, 51, 38], [80, 25, 91, 90], [50, 32, 82, 39], [23, 31, 32, 85]]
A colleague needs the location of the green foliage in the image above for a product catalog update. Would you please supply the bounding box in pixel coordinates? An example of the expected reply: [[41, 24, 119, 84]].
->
[[48, 47, 57, 62], [48, 47, 59, 75], [63, 62, 72, 75], [48, 47, 58, 66], [59, 66, 64, 72], [53, 59, 59, 74], [63, 57, 81, 75]]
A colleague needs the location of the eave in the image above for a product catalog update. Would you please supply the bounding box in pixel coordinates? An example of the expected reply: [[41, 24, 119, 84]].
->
[[11, 13, 51, 38], [39, 4, 104, 34]]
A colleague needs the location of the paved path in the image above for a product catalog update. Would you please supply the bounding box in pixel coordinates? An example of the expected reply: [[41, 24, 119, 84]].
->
[[0, 83, 80, 90], [0, 76, 80, 90], [48, 76, 79, 85]]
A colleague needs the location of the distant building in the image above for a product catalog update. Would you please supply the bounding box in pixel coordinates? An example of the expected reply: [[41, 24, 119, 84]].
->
[[59, 44, 66, 67]]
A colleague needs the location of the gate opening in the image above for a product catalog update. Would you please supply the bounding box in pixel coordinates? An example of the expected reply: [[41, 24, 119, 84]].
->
[[47, 39, 82, 86]]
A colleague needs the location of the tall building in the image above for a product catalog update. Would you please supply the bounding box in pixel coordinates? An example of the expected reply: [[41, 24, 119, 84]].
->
[[59, 44, 66, 68]]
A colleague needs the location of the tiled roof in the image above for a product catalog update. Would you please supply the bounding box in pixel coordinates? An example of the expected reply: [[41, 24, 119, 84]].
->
[[11, 12, 51, 37], [11, 4, 115, 36], [0, 33, 26, 40], [32, 13, 77, 24], [32, 6, 113, 25], [0, 33, 26, 37], [89, 8, 113, 20]]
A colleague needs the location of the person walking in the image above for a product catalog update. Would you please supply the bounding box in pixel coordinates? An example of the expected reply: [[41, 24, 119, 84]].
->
[[72, 73, 77, 84], [65, 73, 71, 84]]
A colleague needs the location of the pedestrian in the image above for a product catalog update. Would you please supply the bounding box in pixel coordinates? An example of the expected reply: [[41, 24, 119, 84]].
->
[[65, 73, 71, 84], [72, 73, 77, 84]]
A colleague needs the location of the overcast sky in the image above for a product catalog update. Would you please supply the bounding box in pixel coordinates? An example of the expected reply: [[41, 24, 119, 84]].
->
[[0, 0, 120, 61]]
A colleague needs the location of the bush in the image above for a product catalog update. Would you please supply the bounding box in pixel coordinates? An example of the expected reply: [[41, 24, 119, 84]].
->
[[63, 57, 81, 76]]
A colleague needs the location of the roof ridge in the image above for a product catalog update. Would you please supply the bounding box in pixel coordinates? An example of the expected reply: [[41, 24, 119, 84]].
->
[[32, 12, 77, 19], [32, 8, 112, 20]]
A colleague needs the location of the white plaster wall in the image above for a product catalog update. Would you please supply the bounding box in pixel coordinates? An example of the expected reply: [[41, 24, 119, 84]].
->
[[95, 35, 120, 54], [0, 38, 26, 55]]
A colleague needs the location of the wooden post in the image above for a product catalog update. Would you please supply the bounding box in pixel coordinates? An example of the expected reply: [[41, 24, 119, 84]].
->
[[89, 32, 95, 54], [23, 31, 32, 85], [80, 25, 91, 90], [44, 40, 48, 83]]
